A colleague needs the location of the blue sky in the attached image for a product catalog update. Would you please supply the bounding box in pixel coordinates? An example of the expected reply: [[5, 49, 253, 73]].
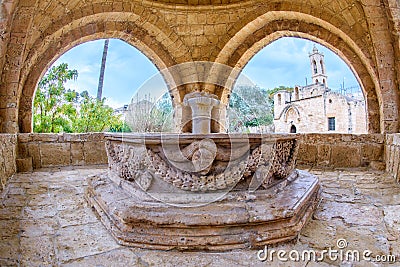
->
[[53, 37, 359, 108]]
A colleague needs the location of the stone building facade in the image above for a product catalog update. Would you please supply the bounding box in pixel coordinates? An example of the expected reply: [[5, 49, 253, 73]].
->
[[274, 47, 367, 134]]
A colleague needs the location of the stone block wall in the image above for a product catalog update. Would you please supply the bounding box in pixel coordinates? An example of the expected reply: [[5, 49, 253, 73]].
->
[[385, 134, 400, 182], [297, 134, 385, 169], [0, 134, 17, 190], [0, 132, 390, 185], [16, 133, 388, 170], [17, 133, 108, 169]]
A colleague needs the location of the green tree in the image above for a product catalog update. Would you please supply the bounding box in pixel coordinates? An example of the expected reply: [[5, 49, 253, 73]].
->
[[71, 91, 118, 132], [33, 63, 78, 133], [34, 63, 125, 133], [228, 85, 273, 132], [125, 93, 174, 132], [109, 120, 131, 132]]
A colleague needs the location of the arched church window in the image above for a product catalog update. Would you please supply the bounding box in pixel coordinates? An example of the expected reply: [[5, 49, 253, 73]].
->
[[320, 60, 324, 74], [313, 60, 318, 74]]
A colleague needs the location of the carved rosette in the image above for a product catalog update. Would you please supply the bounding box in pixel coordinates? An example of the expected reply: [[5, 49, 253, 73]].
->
[[106, 135, 299, 192]]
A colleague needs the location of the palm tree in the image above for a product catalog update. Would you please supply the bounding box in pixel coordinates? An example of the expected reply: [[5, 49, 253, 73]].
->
[[97, 39, 109, 100]]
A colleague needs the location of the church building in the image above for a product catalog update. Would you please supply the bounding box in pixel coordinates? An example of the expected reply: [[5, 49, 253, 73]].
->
[[273, 46, 367, 134]]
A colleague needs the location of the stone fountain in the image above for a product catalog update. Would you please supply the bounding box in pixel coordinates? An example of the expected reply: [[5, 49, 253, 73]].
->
[[86, 92, 320, 250]]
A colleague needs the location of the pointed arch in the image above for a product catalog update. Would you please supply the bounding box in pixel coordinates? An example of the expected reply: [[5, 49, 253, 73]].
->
[[320, 60, 324, 74], [313, 60, 318, 74], [16, 11, 188, 132], [214, 11, 384, 133]]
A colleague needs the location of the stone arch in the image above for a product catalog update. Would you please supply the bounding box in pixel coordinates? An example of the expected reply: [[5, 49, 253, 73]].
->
[[276, 104, 301, 122], [284, 106, 301, 124], [215, 11, 386, 133], [313, 60, 318, 74], [15, 11, 190, 132], [320, 60, 324, 74], [0, 0, 20, 78]]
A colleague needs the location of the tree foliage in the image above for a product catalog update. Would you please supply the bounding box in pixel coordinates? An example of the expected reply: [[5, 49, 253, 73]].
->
[[227, 85, 294, 132], [33, 63, 124, 133], [125, 93, 174, 132], [33, 63, 78, 133], [72, 92, 117, 132], [228, 85, 273, 132], [108, 120, 131, 133]]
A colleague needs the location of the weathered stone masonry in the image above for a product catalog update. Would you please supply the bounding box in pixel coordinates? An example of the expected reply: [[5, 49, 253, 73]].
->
[[0, 134, 16, 190], [0, 0, 399, 189], [0, 132, 398, 191], [15, 132, 388, 170], [297, 133, 385, 169], [386, 134, 400, 183], [17, 133, 107, 170]]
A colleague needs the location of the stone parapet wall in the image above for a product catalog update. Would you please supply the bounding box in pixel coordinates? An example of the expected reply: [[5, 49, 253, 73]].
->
[[385, 134, 400, 182], [0, 134, 17, 190], [17, 133, 107, 169], [11, 132, 392, 173], [297, 134, 385, 169], [0, 132, 393, 192]]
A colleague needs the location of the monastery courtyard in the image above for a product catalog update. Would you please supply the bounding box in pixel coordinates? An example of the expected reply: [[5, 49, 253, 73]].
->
[[0, 165, 398, 267], [1, 0, 400, 266]]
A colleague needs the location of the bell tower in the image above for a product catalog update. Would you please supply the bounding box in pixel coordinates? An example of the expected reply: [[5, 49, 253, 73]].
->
[[309, 45, 328, 87]]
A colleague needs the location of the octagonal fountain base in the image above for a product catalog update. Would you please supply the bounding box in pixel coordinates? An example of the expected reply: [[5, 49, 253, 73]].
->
[[85, 133, 321, 251]]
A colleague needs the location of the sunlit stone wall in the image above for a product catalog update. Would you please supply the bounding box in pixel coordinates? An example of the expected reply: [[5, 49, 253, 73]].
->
[[15, 133, 387, 171], [297, 133, 385, 169], [17, 133, 107, 170], [0, 132, 394, 190]]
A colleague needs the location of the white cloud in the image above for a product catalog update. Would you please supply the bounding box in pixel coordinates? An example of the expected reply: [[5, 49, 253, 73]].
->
[[104, 97, 126, 109], [78, 64, 95, 74]]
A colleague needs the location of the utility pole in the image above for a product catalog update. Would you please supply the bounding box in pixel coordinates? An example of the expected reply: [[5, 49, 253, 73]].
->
[[97, 39, 109, 100]]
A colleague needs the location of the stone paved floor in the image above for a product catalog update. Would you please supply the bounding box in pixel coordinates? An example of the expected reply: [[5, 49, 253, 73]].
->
[[0, 166, 399, 266]]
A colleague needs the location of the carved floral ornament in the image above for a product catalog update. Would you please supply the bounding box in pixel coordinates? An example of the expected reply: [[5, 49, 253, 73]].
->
[[105, 134, 299, 192]]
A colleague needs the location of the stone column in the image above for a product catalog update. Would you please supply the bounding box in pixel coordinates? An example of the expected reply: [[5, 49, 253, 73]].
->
[[211, 103, 227, 133], [183, 92, 220, 134]]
